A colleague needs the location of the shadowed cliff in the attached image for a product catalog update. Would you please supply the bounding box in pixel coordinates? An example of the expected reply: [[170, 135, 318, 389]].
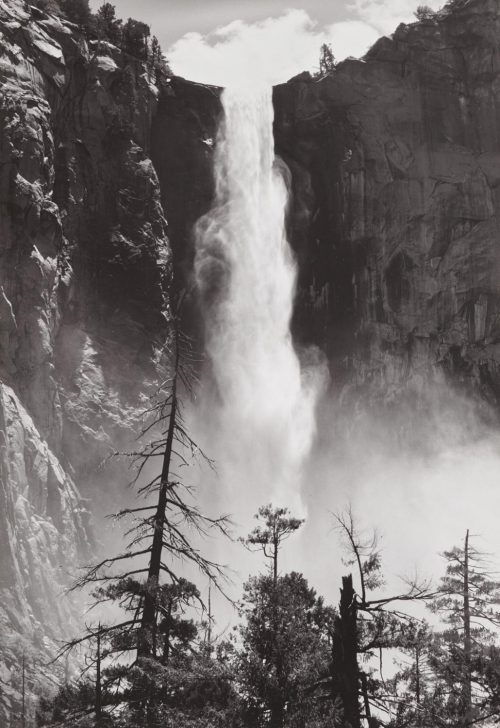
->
[[274, 0, 500, 410], [0, 0, 218, 717]]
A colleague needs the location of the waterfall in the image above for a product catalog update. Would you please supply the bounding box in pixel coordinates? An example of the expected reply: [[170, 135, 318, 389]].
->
[[194, 86, 324, 511]]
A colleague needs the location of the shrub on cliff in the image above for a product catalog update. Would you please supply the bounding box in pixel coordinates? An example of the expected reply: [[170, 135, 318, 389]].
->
[[414, 5, 438, 20], [316, 42, 336, 78], [33, 0, 62, 13], [149, 35, 171, 80], [96, 2, 123, 45], [31, 0, 172, 72], [122, 17, 150, 60], [33, 0, 96, 34], [60, 0, 93, 27]]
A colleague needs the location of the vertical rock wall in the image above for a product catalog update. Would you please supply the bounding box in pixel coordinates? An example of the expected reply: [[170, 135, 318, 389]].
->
[[0, 0, 173, 716], [0, 0, 220, 714], [275, 0, 500, 407]]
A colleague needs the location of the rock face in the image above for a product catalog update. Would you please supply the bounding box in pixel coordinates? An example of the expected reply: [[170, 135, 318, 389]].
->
[[274, 0, 500, 407], [0, 383, 89, 719], [0, 0, 218, 718]]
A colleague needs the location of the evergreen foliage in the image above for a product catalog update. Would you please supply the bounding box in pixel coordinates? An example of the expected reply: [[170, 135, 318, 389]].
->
[[42, 310, 231, 727], [122, 18, 150, 60], [243, 504, 304, 583], [317, 43, 336, 78], [96, 3, 122, 45], [61, 0, 93, 27], [37, 515, 500, 728], [30, 1, 171, 72], [237, 572, 336, 728], [426, 531, 500, 726], [414, 5, 438, 21]]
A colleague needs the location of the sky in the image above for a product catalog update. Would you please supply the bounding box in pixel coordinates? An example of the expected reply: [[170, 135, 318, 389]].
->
[[88, 0, 444, 85]]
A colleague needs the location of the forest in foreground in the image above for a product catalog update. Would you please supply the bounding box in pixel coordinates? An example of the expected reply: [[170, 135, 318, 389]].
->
[[34, 508, 500, 728], [25, 312, 500, 728]]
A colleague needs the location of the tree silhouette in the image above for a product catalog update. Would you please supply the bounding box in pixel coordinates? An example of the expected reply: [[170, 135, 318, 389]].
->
[[243, 505, 304, 584], [428, 530, 500, 726], [332, 508, 433, 726], [57, 302, 231, 724], [96, 3, 122, 45], [318, 43, 336, 77], [62, 0, 93, 28], [122, 18, 150, 60], [237, 572, 335, 728]]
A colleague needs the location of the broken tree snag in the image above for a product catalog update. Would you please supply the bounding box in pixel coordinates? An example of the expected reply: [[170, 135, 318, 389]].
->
[[332, 574, 361, 728]]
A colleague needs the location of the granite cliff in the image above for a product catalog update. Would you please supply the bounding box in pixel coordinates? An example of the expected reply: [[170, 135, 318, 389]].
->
[[0, 0, 218, 717], [275, 0, 500, 410]]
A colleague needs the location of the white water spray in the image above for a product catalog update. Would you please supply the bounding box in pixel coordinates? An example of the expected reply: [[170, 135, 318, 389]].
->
[[195, 86, 325, 511], [191, 86, 500, 618]]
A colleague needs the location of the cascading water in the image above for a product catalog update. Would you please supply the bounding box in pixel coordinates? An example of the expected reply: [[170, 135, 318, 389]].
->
[[195, 86, 324, 511]]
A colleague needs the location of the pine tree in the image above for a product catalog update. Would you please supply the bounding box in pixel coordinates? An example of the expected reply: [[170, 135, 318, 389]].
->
[[237, 572, 335, 728], [61, 0, 93, 28], [318, 43, 336, 77], [56, 304, 230, 726], [242, 504, 304, 585], [238, 506, 334, 728], [96, 3, 122, 46], [387, 622, 439, 727], [122, 18, 150, 60], [428, 530, 500, 726], [414, 5, 438, 21], [148, 36, 171, 83]]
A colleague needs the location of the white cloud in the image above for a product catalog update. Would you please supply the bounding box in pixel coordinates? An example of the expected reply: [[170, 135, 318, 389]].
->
[[325, 19, 381, 60], [348, 0, 443, 35], [167, 9, 380, 87]]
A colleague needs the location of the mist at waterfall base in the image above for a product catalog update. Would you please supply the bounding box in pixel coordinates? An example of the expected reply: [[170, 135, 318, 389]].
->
[[185, 85, 500, 618]]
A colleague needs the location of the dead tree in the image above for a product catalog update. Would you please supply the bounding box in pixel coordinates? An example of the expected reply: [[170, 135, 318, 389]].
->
[[429, 529, 500, 727], [95, 626, 102, 726], [58, 301, 231, 722], [332, 508, 434, 726], [331, 575, 361, 728], [463, 529, 472, 726]]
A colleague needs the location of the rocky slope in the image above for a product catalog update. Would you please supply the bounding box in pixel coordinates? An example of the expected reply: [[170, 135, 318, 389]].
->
[[0, 0, 217, 718], [275, 0, 500, 409]]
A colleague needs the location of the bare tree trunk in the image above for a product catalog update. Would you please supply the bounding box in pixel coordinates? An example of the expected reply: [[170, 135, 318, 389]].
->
[[207, 581, 213, 649], [162, 601, 172, 665], [139, 337, 179, 658], [332, 575, 360, 728], [270, 563, 284, 728], [415, 646, 421, 708], [361, 673, 372, 725], [414, 645, 422, 728], [95, 628, 102, 726], [21, 654, 25, 728], [139, 336, 179, 727], [269, 698, 285, 728], [463, 529, 472, 726]]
